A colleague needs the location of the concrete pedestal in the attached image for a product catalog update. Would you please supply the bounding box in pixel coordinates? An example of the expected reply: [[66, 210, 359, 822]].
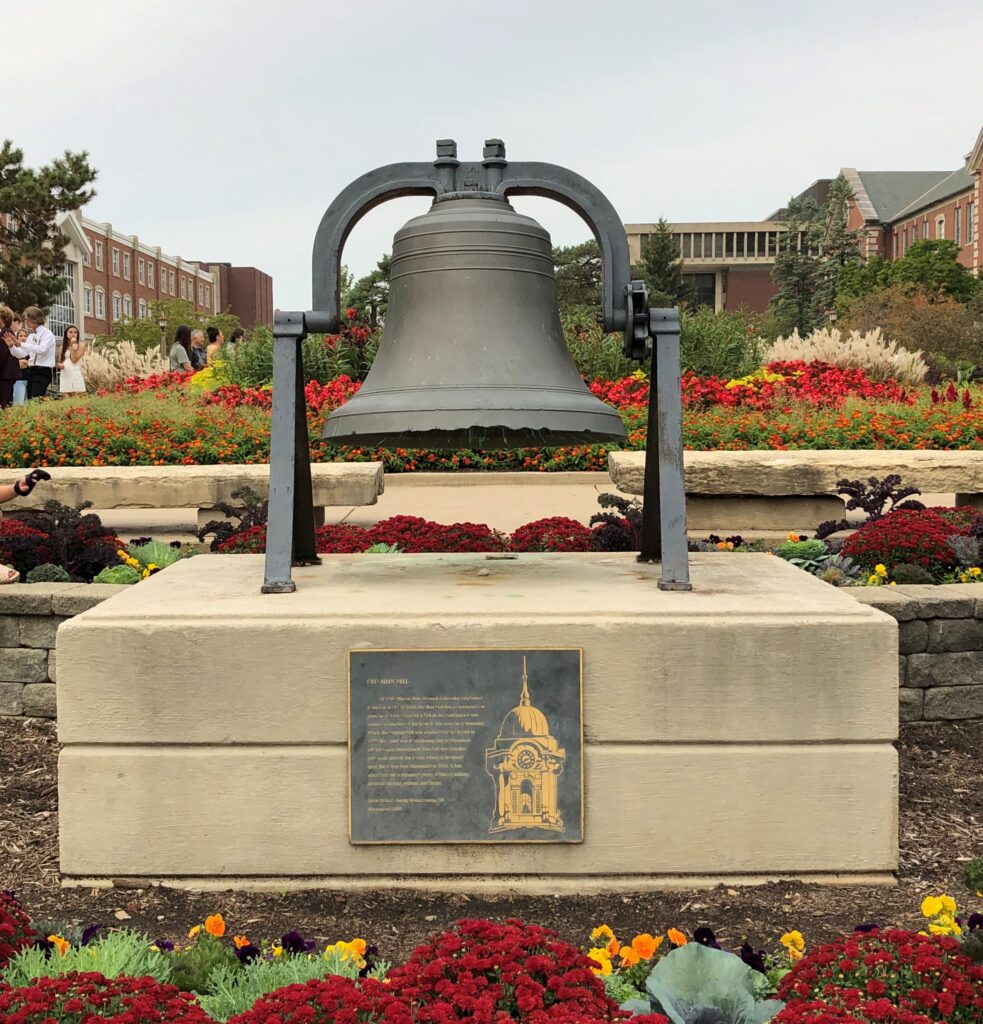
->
[[57, 552, 898, 890]]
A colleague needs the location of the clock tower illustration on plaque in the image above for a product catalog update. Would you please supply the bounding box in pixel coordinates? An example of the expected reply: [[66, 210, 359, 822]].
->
[[485, 657, 566, 834]]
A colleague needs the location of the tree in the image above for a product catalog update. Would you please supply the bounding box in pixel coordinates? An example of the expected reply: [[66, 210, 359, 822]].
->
[[837, 239, 979, 312], [0, 141, 97, 313], [342, 254, 391, 328], [552, 240, 602, 315], [771, 175, 862, 336], [98, 298, 241, 354], [631, 218, 693, 307]]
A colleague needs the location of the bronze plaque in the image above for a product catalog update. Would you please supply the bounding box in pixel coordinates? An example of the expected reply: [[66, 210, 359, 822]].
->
[[348, 648, 583, 843]]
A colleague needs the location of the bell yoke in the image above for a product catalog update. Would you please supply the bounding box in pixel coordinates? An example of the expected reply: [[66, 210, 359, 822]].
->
[[262, 139, 690, 594]]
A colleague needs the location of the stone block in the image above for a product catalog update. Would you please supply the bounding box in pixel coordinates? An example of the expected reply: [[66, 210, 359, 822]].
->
[[23, 683, 56, 718], [685, 495, 843, 532], [898, 620, 928, 654], [896, 586, 976, 620], [0, 680, 24, 715], [927, 617, 983, 653], [51, 585, 126, 616], [923, 684, 983, 721], [0, 589, 52, 615], [899, 688, 923, 722], [907, 651, 983, 688], [849, 589, 918, 621], [57, 552, 899, 885], [19, 615, 66, 650], [48, 648, 56, 683], [899, 655, 907, 686], [0, 647, 50, 683], [0, 615, 19, 646]]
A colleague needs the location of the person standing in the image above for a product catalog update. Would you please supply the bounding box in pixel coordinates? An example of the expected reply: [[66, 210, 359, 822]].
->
[[11, 323, 29, 405], [57, 325, 87, 394], [227, 327, 244, 351], [0, 306, 21, 408], [14, 306, 57, 399], [169, 324, 193, 371], [188, 329, 207, 370], [205, 326, 225, 366]]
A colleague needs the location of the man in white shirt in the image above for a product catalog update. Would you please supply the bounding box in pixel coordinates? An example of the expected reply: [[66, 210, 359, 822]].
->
[[12, 306, 57, 399]]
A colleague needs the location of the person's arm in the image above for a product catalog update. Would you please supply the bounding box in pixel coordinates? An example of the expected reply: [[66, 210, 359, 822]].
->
[[18, 331, 55, 360], [70, 340, 86, 363], [0, 469, 50, 504]]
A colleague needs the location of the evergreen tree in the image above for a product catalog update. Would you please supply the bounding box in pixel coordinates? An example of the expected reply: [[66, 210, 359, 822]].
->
[[813, 175, 860, 317], [770, 196, 824, 336], [631, 218, 692, 307], [341, 254, 391, 327], [552, 239, 602, 314], [0, 140, 97, 312]]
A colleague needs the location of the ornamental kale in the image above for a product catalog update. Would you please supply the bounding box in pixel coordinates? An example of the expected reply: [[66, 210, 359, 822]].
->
[[815, 474, 925, 540], [590, 492, 643, 551]]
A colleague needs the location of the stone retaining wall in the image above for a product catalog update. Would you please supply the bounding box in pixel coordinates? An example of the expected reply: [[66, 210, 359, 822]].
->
[[1, 581, 981, 724], [851, 587, 983, 723], [0, 585, 127, 718]]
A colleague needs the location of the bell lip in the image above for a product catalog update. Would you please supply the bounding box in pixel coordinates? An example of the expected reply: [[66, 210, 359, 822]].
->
[[319, 427, 628, 451]]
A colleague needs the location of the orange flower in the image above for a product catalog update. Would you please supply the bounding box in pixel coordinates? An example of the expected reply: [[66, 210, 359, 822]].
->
[[48, 934, 70, 957], [204, 914, 226, 937], [606, 936, 620, 956], [350, 938, 367, 956], [667, 928, 687, 946], [233, 935, 251, 949], [631, 933, 662, 959], [619, 946, 641, 967]]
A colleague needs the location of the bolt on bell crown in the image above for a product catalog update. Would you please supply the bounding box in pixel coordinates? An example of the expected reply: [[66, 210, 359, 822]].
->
[[321, 150, 627, 450]]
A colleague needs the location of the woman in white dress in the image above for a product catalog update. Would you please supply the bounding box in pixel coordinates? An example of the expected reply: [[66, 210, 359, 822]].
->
[[57, 325, 86, 394]]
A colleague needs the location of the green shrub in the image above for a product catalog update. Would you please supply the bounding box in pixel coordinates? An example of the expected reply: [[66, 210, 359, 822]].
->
[[679, 306, 762, 379], [127, 539, 185, 569], [168, 932, 238, 993], [0, 928, 170, 986], [93, 564, 141, 585], [561, 309, 638, 380], [25, 563, 70, 583], [964, 856, 983, 892]]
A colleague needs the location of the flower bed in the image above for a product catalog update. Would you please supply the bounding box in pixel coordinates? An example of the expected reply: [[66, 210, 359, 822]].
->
[[0, 365, 981, 471], [1, 890, 980, 1024]]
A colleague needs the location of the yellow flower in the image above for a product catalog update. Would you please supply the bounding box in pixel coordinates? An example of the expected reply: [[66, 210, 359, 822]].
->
[[875, 564, 887, 576], [590, 924, 615, 943], [272, 943, 283, 957], [587, 947, 612, 976], [667, 928, 687, 946], [48, 934, 70, 957], [780, 930, 805, 952], [205, 914, 226, 937], [188, 925, 201, 939], [921, 895, 943, 918], [788, 947, 804, 961]]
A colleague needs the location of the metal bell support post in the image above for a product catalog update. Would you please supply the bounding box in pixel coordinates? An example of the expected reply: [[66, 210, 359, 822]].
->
[[261, 139, 690, 593]]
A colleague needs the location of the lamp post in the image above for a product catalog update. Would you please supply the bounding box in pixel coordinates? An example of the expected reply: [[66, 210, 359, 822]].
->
[[157, 314, 168, 362]]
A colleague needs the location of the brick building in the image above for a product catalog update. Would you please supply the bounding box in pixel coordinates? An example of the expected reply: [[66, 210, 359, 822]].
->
[[46, 210, 274, 343], [624, 122, 982, 314]]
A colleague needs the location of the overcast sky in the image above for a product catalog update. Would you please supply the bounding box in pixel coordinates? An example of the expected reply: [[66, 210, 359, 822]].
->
[[7, 0, 982, 311]]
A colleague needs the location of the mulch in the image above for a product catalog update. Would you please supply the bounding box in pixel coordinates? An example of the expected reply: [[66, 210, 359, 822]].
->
[[1, 716, 980, 959]]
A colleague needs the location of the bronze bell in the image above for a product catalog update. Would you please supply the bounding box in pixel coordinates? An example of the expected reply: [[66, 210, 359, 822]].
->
[[321, 193, 627, 449]]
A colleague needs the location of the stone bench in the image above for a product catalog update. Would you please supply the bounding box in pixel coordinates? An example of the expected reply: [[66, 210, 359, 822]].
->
[[608, 449, 983, 531], [1, 463, 384, 528]]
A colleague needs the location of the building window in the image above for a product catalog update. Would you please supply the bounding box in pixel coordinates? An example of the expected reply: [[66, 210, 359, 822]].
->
[[169, 270, 176, 294], [969, 202, 976, 244], [111, 247, 120, 276], [901, 227, 907, 254], [94, 240, 104, 270], [123, 252, 131, 279], [112, 291, 122, 320], [48, 262, 77, 340], [138, 257, 145, 284], [936, 215, 945, 240], [198, 282, 204, 305], [180, 277, 186, 299], [160, 266, 167, 290], [95, 288, 105, 318], [82, 248, 90, 267], [83, 285, 93, 316], [955, 207, 963, 246], [893, 233, 899, 259], [204, 285, 209, 305], [912, 222, 918, 242], [138, 298, 147, 318], [123, 294, 132, 317], [147, 260, 154, 287]]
